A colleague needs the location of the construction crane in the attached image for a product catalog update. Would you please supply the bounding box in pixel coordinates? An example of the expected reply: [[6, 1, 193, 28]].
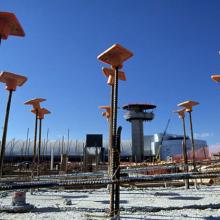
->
[[155, 117, 171, 162]]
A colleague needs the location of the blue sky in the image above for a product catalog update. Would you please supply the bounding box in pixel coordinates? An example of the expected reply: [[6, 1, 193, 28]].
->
[[1, 0, 220, 149]]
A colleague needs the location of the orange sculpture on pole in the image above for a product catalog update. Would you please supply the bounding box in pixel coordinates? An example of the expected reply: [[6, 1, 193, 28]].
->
[[178, 100, 199, 171], [98, 44, 133, 68], [0, 71, 27, 176], [31, 108, 50, 171], [25, 98, 46, 110], [0, 71, 27, 90], [175, 108, 189, 189], [98, 43, 133, 217], [24, 98, 46, 164]]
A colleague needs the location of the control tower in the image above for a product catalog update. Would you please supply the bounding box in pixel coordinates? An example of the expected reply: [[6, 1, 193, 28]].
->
[[123, 103, 156, 162]]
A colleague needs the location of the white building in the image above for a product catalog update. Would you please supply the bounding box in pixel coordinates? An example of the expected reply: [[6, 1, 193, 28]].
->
[[144, 133, 209, 161]]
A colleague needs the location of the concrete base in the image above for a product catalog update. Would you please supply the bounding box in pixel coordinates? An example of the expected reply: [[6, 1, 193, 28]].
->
[[0, 191, 34, 213]]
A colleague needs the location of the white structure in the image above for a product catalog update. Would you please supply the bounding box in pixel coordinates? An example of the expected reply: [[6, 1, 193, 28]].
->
[[144, 133, 209, 161]]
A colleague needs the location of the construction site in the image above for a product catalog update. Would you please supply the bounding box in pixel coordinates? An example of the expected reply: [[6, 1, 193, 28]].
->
[[1, 2, 220, 220]]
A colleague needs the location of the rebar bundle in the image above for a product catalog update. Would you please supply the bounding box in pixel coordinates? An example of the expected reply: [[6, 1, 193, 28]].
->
[[0, 171, 219, 191]]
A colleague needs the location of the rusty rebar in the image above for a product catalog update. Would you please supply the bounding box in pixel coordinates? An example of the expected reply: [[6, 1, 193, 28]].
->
[[37, 118, 42, 176], [0, 171, 219, 191], [110, 67, 118, 216], [188, 111, 196, 171], [109, 77, 115, 215], [33, 109, 38, 164], [181, 116, 189, 189], [115, 126, 122, 215], [0, 90, 13, 177]]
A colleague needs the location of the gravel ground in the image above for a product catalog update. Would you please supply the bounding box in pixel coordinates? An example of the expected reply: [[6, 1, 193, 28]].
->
[[0, 185, 220, 219]]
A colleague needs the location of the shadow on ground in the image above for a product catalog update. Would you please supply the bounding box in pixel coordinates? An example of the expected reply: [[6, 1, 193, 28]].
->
[[32, 206, 61, 213], [95, 200, 128, 204], [154, 192, 180, 197], [62, 195, 88, 199], [169, 196, 203, 200]]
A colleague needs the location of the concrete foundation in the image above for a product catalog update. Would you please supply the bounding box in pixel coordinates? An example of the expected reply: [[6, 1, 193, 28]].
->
[[12, 191, 26, 206]]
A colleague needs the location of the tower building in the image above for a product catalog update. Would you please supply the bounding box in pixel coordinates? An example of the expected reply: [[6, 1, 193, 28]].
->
[[123, 103, 156, 162]]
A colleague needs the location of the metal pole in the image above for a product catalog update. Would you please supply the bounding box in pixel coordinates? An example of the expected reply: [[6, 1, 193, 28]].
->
[[83, 143, 86, 170], [37, 118, 42, 174], [181, 117, 189, 189], [115, 126, 122, 215], [111, 66, 119, 216], [33, 109, 38, 164], [188, 111, 196, 171], [46, 128, 49, 158], [25, 128, 29, 158], [0, 90, 13, 177], [109, 84, 115, 216], [61, 136, 64, 155], [109, 85, 114, 174], [50, 143, 54, 171], [42, 139, 45, 161], [28, 138, 30, 157], [67, 128, 70, 154]]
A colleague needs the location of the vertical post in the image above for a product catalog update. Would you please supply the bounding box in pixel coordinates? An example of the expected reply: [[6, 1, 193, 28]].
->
[[38, 118, 42, 174], [61, 136, 64, 155], [109, 85, 114, 174], [25, 128, 29, 159], [115, 126, 122, 215], [181, 117, 189, 189], [111, 66, 119, 216], [67, 129, 70, 154], [28, 138, 30, 157], [50, 143, 54, 170], [45, 128, 49, 158], [33, 109, 38, 163], [109, 85, 115, 216], [0, 90, 13, 177], [95, 145, 98, 170], [83, 143, 86, 170], [188, 111, 196, 171]]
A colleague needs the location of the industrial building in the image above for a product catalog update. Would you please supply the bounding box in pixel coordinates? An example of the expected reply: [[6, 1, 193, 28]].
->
[[143, 133, 209, 162]]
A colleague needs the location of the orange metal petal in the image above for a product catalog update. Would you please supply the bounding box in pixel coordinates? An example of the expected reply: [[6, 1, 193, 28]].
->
[[99, 105, 111, 110], [24, 98, 46, 110], [102, 67, 126, 80], [177, 100, 199, 112], [31, 107, 50, 119], [0, 12, 25, 40], [0, 71, 27, 91], [97, 44, 133, 68], [211, 75, 220, 83], [102, 67, 126, 85], [175, 109, 186, 118], [178, 101, 199, 108]]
